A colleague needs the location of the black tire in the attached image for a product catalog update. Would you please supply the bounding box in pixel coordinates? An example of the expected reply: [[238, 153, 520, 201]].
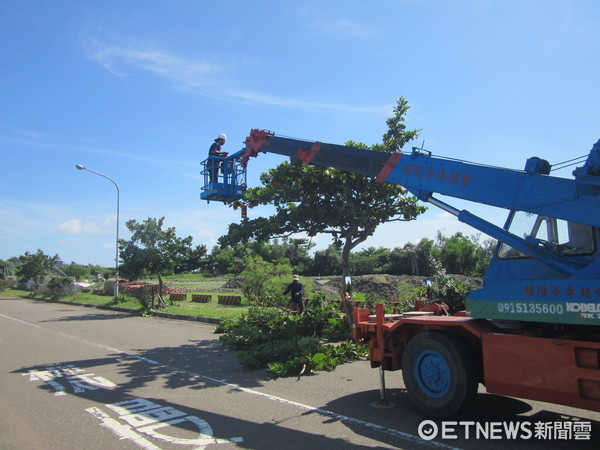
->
[[402, 331, 478, 417]]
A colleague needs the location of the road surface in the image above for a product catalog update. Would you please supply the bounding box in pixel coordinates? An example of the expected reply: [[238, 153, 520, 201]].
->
[[1, 296, 598, 449]]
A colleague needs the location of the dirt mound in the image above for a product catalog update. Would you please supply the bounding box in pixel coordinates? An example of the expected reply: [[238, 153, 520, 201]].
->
[[217, 274, 422, 299], [310, 274, 427, 300], [310, 274, 481, 300], [222, 277, 243, 289]]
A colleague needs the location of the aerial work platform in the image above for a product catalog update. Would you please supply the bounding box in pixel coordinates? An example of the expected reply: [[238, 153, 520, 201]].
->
[[200, 150, 247, 203]]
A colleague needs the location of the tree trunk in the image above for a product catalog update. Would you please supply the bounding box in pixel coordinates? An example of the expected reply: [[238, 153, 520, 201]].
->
[[341, 236, 354, 327], [340, 230, 372, 328], [157, 274, 167, 308], [341, 240, 352, 278]]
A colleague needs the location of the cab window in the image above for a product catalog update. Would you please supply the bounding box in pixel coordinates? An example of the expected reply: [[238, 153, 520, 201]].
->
[[498, 212, 594, 258]]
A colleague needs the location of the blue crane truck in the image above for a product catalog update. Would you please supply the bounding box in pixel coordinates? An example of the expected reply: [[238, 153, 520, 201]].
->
[[205, 129, 600, 417]]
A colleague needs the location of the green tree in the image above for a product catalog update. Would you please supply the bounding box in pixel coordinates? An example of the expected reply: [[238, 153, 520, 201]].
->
[[16, 250, 58, 292], [62, 263, 91, 281], [87, 264, 112, 280], [437, 232, 477, 274], [472, 235, 496, 276], [207, 244, 249, 275], [221, 97, 426, 278], [387, 247, 410, 275], [207, 238, 314, 276], [435, 232, 495, 276], [119, 217, 195, 307], [414, 238, 437, 276], [1, 259, 16, 278], [307, 244, 342, 276], [174, 244, 208, 273], [247, 240, 286, 264], [281, 238, 314, 272], [351, 247, 392, 275]]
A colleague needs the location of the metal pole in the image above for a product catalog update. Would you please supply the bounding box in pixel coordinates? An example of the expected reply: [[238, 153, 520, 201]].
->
[[75, 165, 120, 296], [379, 365, 386, 401], [370, 365, 395, 409]]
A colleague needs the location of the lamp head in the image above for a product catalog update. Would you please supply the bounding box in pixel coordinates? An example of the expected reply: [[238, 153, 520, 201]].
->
[[75, 164, 85, 170]]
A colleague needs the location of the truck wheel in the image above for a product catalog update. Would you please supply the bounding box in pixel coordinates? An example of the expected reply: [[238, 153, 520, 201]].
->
[[402, 331, 477, 417]]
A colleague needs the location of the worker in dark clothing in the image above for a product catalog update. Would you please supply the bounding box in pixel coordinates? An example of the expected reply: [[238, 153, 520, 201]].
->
[[283, 275, 304, 313], [208, 133, 227, 182]]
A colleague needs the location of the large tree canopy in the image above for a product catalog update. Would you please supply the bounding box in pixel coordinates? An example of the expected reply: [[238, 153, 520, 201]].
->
[[119, 217, 206, 306], [221, 97, 427, 277]]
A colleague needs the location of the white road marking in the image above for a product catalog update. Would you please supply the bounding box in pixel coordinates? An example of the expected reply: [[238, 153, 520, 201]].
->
[[90, 398, 243, 448], [86, 406, 161, 450], [2, 310, 461, 450]]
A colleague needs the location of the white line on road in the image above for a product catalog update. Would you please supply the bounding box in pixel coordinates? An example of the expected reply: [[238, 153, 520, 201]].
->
[[1, 311, 461, 450]]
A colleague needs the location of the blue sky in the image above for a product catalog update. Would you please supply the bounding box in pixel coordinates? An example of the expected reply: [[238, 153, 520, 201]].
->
[[1, 0, 599, 268]]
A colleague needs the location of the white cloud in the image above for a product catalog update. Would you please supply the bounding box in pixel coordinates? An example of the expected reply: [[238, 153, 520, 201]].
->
[[196, 228, 217, 240], [89, 40, 229, 89], [58, 219, 82, 234], [294, 6, 378, 39], [83, 221, 104, 234], [57, 218, 109, 235], [87, 40, 391, 114]]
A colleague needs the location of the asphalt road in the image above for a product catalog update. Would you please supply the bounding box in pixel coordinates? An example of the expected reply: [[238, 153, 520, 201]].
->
[[1, 296, 599, 449]]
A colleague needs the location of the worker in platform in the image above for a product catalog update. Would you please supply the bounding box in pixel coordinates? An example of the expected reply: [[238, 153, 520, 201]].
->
[[283, 275, 304, 313], [208, 133, 228, 182]]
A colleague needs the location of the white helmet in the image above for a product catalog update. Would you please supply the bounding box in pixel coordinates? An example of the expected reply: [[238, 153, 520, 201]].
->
[[217, 133, 227, 141]]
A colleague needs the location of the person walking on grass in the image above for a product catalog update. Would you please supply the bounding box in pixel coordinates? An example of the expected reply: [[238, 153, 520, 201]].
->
[[283, 275, 304, 313]]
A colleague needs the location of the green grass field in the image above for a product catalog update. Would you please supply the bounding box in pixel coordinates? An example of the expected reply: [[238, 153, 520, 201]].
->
[[0, 287, 247, 321]]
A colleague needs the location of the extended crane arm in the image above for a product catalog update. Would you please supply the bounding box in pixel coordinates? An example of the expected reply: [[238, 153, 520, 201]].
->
[[242, 130, 600, 228]]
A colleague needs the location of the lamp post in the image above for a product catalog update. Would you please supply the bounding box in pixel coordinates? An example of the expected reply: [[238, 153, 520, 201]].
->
[[75, 164, 120, 296]]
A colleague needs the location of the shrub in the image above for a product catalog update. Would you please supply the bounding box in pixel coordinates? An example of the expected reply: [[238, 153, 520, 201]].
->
[[395, 282, 424, 313], [41, 277, 75, 299], [428, 260, 474, 312], [108, 293, 137, 305], [267, 341, 367, 378], [239, 257, 294, 308], [216, 293, 365, 377]]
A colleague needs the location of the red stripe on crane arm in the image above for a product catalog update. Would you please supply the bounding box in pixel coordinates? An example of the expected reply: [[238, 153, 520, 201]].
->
[[297, 141, 322, 164], [376, 152, 403, 183]]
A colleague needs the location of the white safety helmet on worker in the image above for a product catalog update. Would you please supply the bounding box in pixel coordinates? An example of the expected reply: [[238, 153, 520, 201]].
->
[[217, 133, 227, 142]]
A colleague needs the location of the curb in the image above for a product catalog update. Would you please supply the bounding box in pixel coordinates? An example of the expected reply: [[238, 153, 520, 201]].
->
[[151, 311, 222, 324], [22, 296, 223, 324]]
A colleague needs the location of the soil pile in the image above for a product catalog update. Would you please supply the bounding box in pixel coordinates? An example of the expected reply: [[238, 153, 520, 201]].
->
[[310, 274, 430, 299]]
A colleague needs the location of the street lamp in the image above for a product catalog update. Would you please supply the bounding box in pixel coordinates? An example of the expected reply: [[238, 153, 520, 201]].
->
[[75, 164, 120, 296]]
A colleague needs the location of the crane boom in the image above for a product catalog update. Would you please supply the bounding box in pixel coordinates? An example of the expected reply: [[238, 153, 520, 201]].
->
[[243, 129, 600, 227]]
